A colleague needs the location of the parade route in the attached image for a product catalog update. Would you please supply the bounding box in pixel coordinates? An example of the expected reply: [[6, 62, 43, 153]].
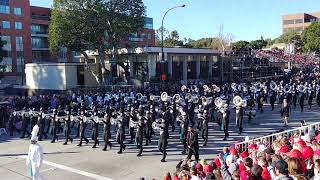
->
[[1, 104, 320, 180]]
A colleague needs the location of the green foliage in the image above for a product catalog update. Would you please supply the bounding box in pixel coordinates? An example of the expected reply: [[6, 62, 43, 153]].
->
[[302, 22, 320, 52], [187, 38, 220, 49], [49, 0, 146, 54], [156, 29, 184, 47], [232, 40, 250, 51], [249, 39, 267, 50]]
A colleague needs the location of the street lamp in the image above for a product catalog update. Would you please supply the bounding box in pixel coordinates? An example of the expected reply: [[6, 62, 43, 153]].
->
[[160, 4, 186, 83]]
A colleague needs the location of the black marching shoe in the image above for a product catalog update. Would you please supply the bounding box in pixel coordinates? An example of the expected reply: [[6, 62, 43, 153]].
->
[[117, 151, 122, 154], [137, 154, 142, 157], [63, 142, 67, 145], [160, 159, 166, 162]]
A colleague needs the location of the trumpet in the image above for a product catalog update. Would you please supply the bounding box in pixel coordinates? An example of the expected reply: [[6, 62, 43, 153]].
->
[[172, 94, 181, 103], [270, 81, 277, 91]]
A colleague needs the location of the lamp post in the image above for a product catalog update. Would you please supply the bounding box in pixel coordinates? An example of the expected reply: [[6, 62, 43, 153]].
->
[[160, 4, 186, 84]]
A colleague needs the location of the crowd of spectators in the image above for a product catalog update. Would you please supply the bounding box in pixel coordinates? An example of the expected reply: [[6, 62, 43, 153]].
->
[[161, 127, 320, 180], [255, 49, 320, 66]]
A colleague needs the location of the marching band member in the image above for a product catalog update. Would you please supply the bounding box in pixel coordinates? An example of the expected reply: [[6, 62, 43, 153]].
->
[[186, 126, 199, 161], [116, 110, 126, 154], [50, 109, 59, 143], [159, 118, 169, 162], [144, 110, 153, 146], [102, 106, 113, 151], [281, 98, 290, 127], [235, 105, 244, 134], [77, 110, 89, 146], [201, 109, 209, 146], [63, 107, 73, 145], [136, 111, 145, 157], [37, 108, 47, 141], [91, 108, 100, 148], [20, 107, 31, 138]]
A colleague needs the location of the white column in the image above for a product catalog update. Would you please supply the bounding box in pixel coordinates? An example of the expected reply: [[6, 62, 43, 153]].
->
[[129, 55, 134, 78], [183, 56, 188, 84], [196, 56, 200, 79], [168, 54, 173, 77]]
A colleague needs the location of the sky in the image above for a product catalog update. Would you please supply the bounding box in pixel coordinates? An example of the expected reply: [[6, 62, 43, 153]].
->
[[30, 0, 320, 41]]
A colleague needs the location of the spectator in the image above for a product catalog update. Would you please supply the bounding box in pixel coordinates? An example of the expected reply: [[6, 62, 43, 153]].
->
[[269, 160, 293, 180], [251, 164, 263, 180], [240, 157, 253, 180]]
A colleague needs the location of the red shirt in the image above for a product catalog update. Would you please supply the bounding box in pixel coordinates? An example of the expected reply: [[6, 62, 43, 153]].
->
[[261, 166, 272, 180], [240, 170, 252, 180]]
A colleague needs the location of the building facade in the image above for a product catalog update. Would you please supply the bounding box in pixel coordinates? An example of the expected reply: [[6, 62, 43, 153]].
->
[[0, 0, 155, 84], [282, 12, 320, 33]]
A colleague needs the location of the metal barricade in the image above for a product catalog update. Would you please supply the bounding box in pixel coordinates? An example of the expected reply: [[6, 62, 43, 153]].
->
[[236, 122, 320, 151]]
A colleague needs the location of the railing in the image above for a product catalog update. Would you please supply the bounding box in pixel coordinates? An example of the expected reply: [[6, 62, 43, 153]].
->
[[235, 121, 320, 151]]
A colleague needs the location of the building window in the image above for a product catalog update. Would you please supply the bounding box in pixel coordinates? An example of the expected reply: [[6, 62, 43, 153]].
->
[[294, 19, 303, 24], [31, 24, 48, 34], [0, 5, 9, 14], [14, 7, 22, 16], [283, 19, 295, 25], [147, 33, 152, 40], [2, 20, 10, 29], [15, 22, 22, 30], [16, 36, 23, 51], [32, 37, 48, 48], [1, 36, 11, 50]]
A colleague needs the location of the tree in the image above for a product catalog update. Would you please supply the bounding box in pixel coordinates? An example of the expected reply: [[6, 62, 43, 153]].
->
[[156, 29, 184, 47], [49, 0, 146, 84], [232, 40, 250, 51], [302, 22, 320, 52], [249, 39, 267, 50], [216, 24, 233, 52]]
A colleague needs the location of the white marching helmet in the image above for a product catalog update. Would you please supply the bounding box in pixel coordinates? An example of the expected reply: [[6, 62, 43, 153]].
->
[[31, 124, 40, 142]]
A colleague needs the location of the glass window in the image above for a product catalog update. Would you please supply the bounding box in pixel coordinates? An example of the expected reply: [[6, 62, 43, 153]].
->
[[283, 19, 295, 25], [32, 37, 49, 48], [1, 36, 11, 50], [0, 5, 9, 14], [2, 20, 10, 29], [147, 33, 152, 40], [14, 7, 22, 16], [16, 36, 23, 51], [294, 19, 303, 24], [15, 22, 22, 30], [31, 24, 48, 34]]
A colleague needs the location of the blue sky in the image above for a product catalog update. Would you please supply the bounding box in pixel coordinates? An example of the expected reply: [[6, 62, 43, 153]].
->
[[30, 0, 320, 41]]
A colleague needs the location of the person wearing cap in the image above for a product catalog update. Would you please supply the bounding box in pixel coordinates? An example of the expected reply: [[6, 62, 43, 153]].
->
[[186, 126, 199, 161], [26, 124, 45, 180]]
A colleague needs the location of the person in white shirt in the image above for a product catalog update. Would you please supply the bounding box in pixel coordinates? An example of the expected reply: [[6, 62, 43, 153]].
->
[[26, 125, 45, 180]]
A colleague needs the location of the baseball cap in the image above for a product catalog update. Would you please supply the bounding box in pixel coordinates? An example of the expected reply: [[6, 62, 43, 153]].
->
[[248, 143, 257, 150], [286, 149, 303, 159], [279, 146, 290, 154], [302, 146, 314, 161], [230, 148, 238, 155], [241, 151, 249, 158]]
